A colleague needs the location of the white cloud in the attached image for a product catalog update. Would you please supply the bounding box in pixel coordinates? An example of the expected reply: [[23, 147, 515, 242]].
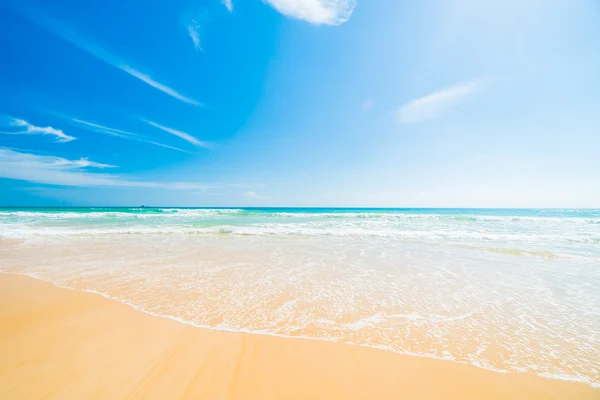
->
[[222, 0, 233, 12], [1, 117, 75, 142], [0, 149, 114, 169], [396, 79, 483, 124], [0, 148, 211, 189], [119, 67, 202, 106], [187, 23, 202, 51], [244, 191, 260, 199], [16, 2, 202, 106], [51, 157, 115, 169], [64, 116, 191, 154], [69, 118, 141, 139], [264, 0, 356, 25], [143, 119, 210, 148]]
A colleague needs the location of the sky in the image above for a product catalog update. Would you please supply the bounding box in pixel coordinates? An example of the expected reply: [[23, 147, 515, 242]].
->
[[0, 0, 599, 207]]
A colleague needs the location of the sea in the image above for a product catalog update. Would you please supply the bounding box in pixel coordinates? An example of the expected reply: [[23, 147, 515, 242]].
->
[[1, 207, 599, 387]]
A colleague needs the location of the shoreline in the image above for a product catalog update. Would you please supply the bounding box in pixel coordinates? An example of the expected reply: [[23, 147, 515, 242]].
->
[[1, 273, 598, 399], [6, 271, 598, 388]]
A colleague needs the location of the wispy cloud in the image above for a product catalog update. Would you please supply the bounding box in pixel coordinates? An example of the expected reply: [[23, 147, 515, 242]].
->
[[0, 148, 211, 189], [362, 99, 373, 111], [14, 0, 202, 106], [222, 0, 233, 12], [142, 119, 210, 148], [244, 191, 261, 199], [187, 22, 202, 51], [396, 79, 484, 124], [63, 116, 192, 154], [264, 0, 355, 25], [68, 118, 141, 138], [120, 67, 202, 106], [0, 117, 75, 142]]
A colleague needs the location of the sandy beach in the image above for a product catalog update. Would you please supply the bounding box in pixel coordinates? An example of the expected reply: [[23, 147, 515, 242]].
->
[[0, 273, 597, 400], [2, 0, 600, 394]]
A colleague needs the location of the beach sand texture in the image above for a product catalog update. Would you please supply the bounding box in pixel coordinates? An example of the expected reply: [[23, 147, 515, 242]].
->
[[1, 274, 598, 400]]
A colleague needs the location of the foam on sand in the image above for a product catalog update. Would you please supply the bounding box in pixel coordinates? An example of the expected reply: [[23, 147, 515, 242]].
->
[[1, 274, 598, 399]]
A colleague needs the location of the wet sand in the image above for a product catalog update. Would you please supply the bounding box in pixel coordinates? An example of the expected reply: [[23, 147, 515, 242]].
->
[[0, 273, 598, 400]]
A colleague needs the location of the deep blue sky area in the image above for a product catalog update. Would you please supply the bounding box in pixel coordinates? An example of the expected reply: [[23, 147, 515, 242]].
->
[[1, 0, 599, 207]]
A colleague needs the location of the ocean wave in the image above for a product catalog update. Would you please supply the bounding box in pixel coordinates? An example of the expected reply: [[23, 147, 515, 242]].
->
[[1, 208, 599, 222], [0, 208, 245, 219], [2, 223, 599, 250]]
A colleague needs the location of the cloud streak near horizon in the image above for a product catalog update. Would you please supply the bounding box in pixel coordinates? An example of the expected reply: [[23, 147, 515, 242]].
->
[[64, 116, 193, 154], [12, 0, 203, 106], [0, 117, 75, 142], [396, 80, 484, 124], [0, 148, 212, 189], [142, 119, 210, 148]]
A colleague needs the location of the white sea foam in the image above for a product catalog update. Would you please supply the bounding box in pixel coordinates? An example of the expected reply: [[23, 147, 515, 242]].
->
[[6, 271, 594, 386]]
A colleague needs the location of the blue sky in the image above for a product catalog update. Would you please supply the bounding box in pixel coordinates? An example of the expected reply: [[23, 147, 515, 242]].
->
[[1, 0, 599, 207]]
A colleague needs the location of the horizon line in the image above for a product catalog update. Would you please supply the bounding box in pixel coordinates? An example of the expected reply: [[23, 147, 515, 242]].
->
[[0, 206, 598, 210]]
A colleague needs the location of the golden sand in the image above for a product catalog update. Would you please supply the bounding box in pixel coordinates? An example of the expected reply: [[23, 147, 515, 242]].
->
[[0, 274, 597, 400]]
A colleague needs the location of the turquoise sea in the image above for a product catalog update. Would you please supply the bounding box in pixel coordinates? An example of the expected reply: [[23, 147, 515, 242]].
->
[[1, 207, 599, 387]]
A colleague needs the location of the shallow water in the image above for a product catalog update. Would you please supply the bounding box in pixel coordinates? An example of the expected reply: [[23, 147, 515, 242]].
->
[[1, 208, 599, 386]]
